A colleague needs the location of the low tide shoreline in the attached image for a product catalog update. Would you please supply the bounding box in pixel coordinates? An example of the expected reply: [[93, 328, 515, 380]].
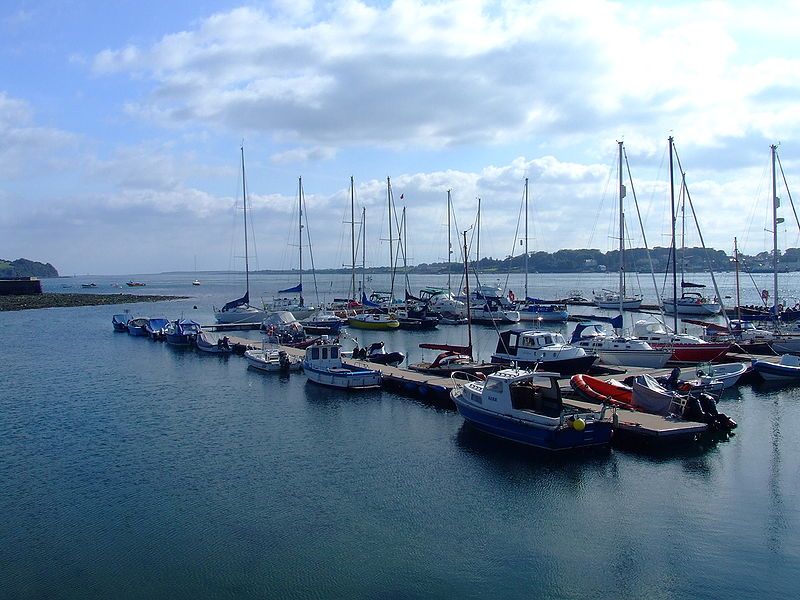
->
[[0, 292, 187, 311]]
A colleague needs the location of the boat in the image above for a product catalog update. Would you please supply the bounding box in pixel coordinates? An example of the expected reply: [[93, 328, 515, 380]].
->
[[662, 291, 722, 316], [469, 297, 521, 325], [245, 346, 302, 372], [196, 330, 233, 354], [214, 147, 268, 325], [517, 299, 569, 322], [348, 341, 405, 367], [260, 311, 306, 345], [569, 374, 634, 408], [302, 339, 382, 390], [753, 355, 800, 381], [632, 320, 730, 363], [593, 289, 643, 311], [417, 288, 466, 318], [348, 311, 400, 331], [570, 320, 671, 368], [126, 281, 146, 287], [126, 317, 149, 337], [694, 362, 748, 390], [192, 279, 201, 286], [631, 373, 737, 430], [144, 317, 169, 340], [81, 282, 97, 288], [450, 368, 613, 450], [112, 313, 129, 332], [165, 318, 201, 346], [491, 328, 598, 376], [408, 347, 501, 377], [299, 311, 346, 335]]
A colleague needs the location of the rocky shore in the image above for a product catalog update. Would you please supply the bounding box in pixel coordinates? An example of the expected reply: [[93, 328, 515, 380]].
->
[[0, 293, 187, 312]]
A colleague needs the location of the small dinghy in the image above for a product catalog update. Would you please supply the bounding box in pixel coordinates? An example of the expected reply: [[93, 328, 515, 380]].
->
[[245, 347, 302, 372], [569, 374, 633, 408], [752, 355, 800, 382]]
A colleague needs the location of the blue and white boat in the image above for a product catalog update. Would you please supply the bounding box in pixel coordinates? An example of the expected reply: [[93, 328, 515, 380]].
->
[[517, 299, 569, 322], [491, 329, 597, 376], [165, 319, 201, 346], [126, 317, 149, 337], [450, 368, 613, 450], [112, 313, 129, 332], [300, 311, 346, 335], [302, 339, 382, 390], [752, 355, 800, 382], [144, 317, 169, 340]]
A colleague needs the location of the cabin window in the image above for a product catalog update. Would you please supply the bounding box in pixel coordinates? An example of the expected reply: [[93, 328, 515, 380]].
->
[[331, 347, 339, 359], [310, 347, 320, 360], [322, 347, 328, 359], [543, 334, 552, 345], [483, 379, 503, 399]]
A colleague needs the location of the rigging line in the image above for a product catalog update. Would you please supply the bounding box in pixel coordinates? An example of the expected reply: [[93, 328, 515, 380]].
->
[[301, 188, 321, 305], [777, 150, 800, 232], [624, 144, 665, 321], [504, 182, 526, 295]]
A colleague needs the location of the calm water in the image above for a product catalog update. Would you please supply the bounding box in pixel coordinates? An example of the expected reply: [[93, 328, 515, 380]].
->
[[1, 273, 799, 599]]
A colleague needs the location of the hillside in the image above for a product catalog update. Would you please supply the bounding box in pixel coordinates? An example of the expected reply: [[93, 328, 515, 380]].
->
[[0, 258, 59, 278]]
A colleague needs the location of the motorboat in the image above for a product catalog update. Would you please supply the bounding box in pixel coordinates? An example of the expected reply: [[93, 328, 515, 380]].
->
[[694, 362, 748, 390], [245, 346, 302, 372], [631, 374, 736, 430], [417, 287, 466, 318], [347, 341, 405, 367], [633, 320, 730, 363], [570, 321, 671, 368], [81, 282, 97, 288], [752, 355, 800, 382], [517, 300, 569, 322], [196, 330, 233, 354], [302, 339, 382, 390], [112, 313, 129, 332], [300, 312, 346, 335], [144, 317, 169, 340], [469, 298, 520, 325], [126, 281, 146, 287], [165, 319, 201, 346], [192, 279, 201, 286], [450, 368, 613, 450], [261, 311, 305, 345], [593, 289, 643, 310], [126, 317, 149, 337], [491, 329, 597, 376]]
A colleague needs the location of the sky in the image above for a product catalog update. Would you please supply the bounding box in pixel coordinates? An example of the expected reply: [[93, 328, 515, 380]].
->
[[2, 0, 800, 276]]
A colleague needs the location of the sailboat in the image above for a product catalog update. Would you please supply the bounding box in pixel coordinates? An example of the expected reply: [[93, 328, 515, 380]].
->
[[214, 146, 268, 325], [266, 177, 316, 320], [516, 178, 569, 322], [192, 255, 201, 285]]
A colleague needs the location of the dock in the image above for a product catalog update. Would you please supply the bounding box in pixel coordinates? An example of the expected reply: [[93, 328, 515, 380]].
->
[[218, 333, 773, 443]]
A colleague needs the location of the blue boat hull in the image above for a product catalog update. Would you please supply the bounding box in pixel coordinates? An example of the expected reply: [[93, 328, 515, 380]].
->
[[454, 399, 612, 450], [127, 325, 148, 337]]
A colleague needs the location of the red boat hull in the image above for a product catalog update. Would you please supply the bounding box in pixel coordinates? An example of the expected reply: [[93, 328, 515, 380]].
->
[[650, 343, 730, 363], [570, 374, 633, 408]]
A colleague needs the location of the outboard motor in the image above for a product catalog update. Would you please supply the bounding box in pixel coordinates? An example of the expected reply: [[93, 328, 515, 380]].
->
[[278, 351, 290, 370]]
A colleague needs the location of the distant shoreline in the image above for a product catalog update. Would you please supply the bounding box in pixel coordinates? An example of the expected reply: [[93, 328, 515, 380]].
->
[[0, 293, 187, 312]]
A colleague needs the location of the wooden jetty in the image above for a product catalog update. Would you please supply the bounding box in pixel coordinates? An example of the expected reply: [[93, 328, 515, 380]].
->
[[219, 332, 776, 443]]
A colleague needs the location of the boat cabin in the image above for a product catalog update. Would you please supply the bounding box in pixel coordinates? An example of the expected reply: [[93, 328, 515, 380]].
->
[[495, 330, 569, 357], [305, 341, 343, 368], [472, 369, 565, 419]]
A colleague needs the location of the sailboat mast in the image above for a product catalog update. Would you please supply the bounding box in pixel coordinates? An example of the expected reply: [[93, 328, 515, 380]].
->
[[476, 197, 481, 290], [669, 136, 678, 332], [772, 143, 779, 317], [734, 237, 741, 322], [298, 177, 304, 306], [361, 206, 366, 297], [463, 229, 473, 359], [524, 178, 529, 300], [241, 145, 250, 298], [447, 190, 452, 294], [618, 140, 624, 317], [350, 176, 356, 300], [387, 177, 394, 286]]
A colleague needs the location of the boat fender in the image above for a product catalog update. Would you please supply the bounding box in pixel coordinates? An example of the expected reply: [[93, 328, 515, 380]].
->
[[572, 418, 586, 431]]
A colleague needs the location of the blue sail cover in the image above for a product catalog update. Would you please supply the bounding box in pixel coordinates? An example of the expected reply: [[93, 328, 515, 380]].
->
[[222, 291, 249, 311], [362, 292, 382, 308], [279, 283, 303, 294]]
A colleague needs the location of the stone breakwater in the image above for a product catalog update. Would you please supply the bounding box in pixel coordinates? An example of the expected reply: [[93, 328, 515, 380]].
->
[[0, 293, 186, 311]]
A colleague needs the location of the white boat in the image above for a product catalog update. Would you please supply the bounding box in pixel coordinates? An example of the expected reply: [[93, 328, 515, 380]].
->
[[491, 329, 597, 376], [418, 288, 467, 317], [593, 289, 643, 310], [245, 347, 302, 372], [662, 292, 722, 315], [192, 279, 201, 286], [633, 320, 730, 363], [570, 321, 671, 368], [695, 362, 748, 389], [302, 339, 382, 389], [450, 368, 612, 450], [196, 330, 233, 354], [469, 300, 520, 325], [214, 146, 269, 325]]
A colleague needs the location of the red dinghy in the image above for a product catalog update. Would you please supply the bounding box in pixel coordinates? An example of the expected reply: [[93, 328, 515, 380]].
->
[[570, 374, 634, 408]]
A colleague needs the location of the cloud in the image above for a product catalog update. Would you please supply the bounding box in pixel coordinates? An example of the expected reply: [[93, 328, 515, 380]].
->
[[270, 146, 337, 165]]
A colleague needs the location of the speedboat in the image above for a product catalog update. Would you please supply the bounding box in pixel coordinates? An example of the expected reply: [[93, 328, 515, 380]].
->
[[302, 339, 382, 390], [631, 374, 736, 430], [112, 314, 129, 332], [752, 355, 800, 382], [144, 317, 169, 340], [408, 344, 501, 377], [165, 319, 201, 346], [261, 311, 305, 345], [196, 331, 233, 354], [451, 368, 613, 450], [570, 322, 671, 368], [695, 362, 748, 390], [491, 329, 597, 376], [245, 347, 302, 372]]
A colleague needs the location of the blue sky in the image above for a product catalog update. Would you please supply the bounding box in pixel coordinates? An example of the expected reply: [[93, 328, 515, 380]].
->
[[2, 0, 800, 275]]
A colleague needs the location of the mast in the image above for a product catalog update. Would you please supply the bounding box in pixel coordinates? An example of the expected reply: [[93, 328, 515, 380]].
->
[[241, 145, 250, 299], [476, 197, 481, 290], [463, 229, 473, 359], [387, 177, 394, 295], [447, 190, 452, 294], [734, 237, 741, 322], [350, 176, 356, 301], [361, 206, 366, 299], [669, 136, 678, 331], [298, 176, 304, 307], [617, 140, 625, 317], [772, 144, 779, 318], [524, 178, 529, 300]]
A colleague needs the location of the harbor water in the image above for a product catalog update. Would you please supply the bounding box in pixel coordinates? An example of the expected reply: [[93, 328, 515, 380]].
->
[[1, 272, 799, 599]]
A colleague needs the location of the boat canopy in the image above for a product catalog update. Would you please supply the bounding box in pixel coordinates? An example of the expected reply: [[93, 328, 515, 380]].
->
[[222, 292, 249, 311], [262, 311, 298, 327], [361, 292, 382, 308], [278, 283, 302, 294]]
